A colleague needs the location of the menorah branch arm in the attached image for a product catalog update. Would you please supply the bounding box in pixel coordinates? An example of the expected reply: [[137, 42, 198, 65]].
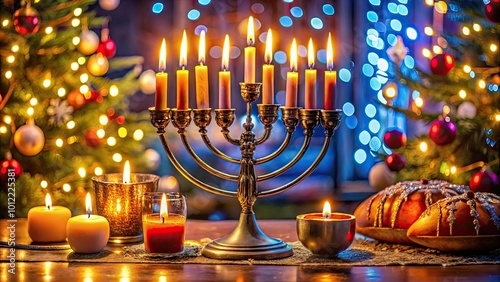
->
[[258, 136, 331, 198], [255, 131, 292, 164], [215, 109, 240, 145], [192, 108, 240, 164], [258, 109, 342, 197], [158, 134, 237, 198], [179, 133, 239, 181]]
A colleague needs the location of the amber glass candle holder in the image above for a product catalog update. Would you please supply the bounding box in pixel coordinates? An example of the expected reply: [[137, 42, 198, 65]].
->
[[92, 173, 159, 243], [142, 192, 187, 254]]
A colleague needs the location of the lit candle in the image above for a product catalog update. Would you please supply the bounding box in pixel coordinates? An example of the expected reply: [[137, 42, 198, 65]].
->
[[286, 38, 298, 107], [305, 38, 317, 109], [176, 30, 189, 110], [155, 38, 168, 110], [324, 32, 337, 110], [195, 30, 209, 109], [143, 193, 187, 253], [123, 160, 130, 184], [27, 194, 71, 242], [296, 201, 356, 256], [244, 16, 256, 83], [219, 34, 231, 109], [66, 193, 110, 253], [262, 29, 274, 104]]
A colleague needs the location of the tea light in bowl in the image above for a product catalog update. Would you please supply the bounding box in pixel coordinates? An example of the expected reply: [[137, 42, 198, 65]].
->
[[27, 193, 71, 243], [296, 201, 356, 256], [66, 193, 110, 253]]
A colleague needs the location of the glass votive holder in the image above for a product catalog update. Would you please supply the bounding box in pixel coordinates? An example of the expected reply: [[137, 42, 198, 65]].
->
[[92, 173, 159, 243], [142, 192, 187, 254]]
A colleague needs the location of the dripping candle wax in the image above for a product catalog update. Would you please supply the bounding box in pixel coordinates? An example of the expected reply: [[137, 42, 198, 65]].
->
[[195, 30, 209, 109], [262, 29, 274, 104], [155, 39, 168, 110], [305, 38, 317, 109], [324, 33, 337, 110], [285, 38, 298, 107], [219, 35, 231, 109], [244, 16, 256, 83], [176, 30, 189, 110]]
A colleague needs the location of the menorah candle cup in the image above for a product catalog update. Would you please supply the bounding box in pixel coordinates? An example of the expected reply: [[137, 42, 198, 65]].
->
[[142, 192, 187, 254], [297, 208, 356, 257], [92, 173, 159, 243]]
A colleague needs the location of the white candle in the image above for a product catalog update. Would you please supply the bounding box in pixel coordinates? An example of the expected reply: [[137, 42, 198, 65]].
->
[[244, 16, 256, 83], [195, 30, 209, 109], [66, 193, 110, 253]]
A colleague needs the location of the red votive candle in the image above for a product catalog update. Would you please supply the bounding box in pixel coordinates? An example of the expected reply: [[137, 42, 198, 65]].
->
[[142, 192, 187, 254], [143, 214, 186, 253]]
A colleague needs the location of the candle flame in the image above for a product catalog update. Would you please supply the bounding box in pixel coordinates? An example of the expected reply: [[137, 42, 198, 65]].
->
[[247, 16, 255, 46], [45, 193, 52, 210], [327, 32, 334, 71], [160, 193, 168, 223], [264, 29, 273, 64], [222, 34, 230, 71], [198, 30, 206, 65], [323, 201, 331, 219], [179, 30, 188, 68], [308, 38, 315, 69], [290, 38, 297, 72], [123, 160, 130, 184], [159, 38, 166, 72], [86, 192, 92, 216]]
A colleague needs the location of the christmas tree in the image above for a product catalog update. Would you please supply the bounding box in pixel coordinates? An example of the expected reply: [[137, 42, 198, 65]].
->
[[0, 0, 154, 217], [383, 0, 499, 193]]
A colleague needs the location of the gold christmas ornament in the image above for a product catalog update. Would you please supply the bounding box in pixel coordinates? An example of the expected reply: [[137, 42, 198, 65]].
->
[[14, 118, 45, 156], [87, 53, 109, 76], [77, 29, 99, 55]]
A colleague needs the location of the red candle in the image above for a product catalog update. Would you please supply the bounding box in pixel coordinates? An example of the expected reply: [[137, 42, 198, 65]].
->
[[305, 38, 317, 109], [285, 38, 298, 107], [262, 29, 274, 104], [143, 193, 186, 253], [176, 30, 189, 110], [324, 33, 336, 110], [155, 39, 168, 110], [143, 214, 186, 253]]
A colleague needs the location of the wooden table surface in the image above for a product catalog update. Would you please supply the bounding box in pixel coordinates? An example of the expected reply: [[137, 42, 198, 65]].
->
[[1, 219, 499, 282]]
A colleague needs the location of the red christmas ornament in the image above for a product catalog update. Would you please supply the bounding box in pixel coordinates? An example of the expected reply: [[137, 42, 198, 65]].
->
[[430, 53, 455, 76], [116, 116, 125, 124], [97, 38, 117, 58], [470, 169, 500, 194], [67, 90, 86, 110], [13, 5, 41, 35], [383, 128, 407, 149], [84, 90, 100, 102], [429, 118, 457, 146], [485, 0, 500, 23], [84, 128, 102, 148], [1, 153, 23, 186], [385, 153, 406, 172]]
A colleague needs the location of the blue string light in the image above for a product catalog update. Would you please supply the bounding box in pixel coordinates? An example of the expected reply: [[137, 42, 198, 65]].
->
[[152, 3, 163, 14]]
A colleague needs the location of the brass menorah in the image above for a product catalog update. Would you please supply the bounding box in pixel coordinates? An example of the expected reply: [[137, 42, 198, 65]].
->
[[149, 82, 341, 260]]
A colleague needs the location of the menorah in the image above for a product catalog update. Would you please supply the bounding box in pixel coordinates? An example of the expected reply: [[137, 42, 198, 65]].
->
[[149, 82, 341, 260]]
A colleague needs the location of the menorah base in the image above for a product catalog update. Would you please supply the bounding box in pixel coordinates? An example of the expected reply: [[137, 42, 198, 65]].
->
[[201, 213, 294, 260]]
